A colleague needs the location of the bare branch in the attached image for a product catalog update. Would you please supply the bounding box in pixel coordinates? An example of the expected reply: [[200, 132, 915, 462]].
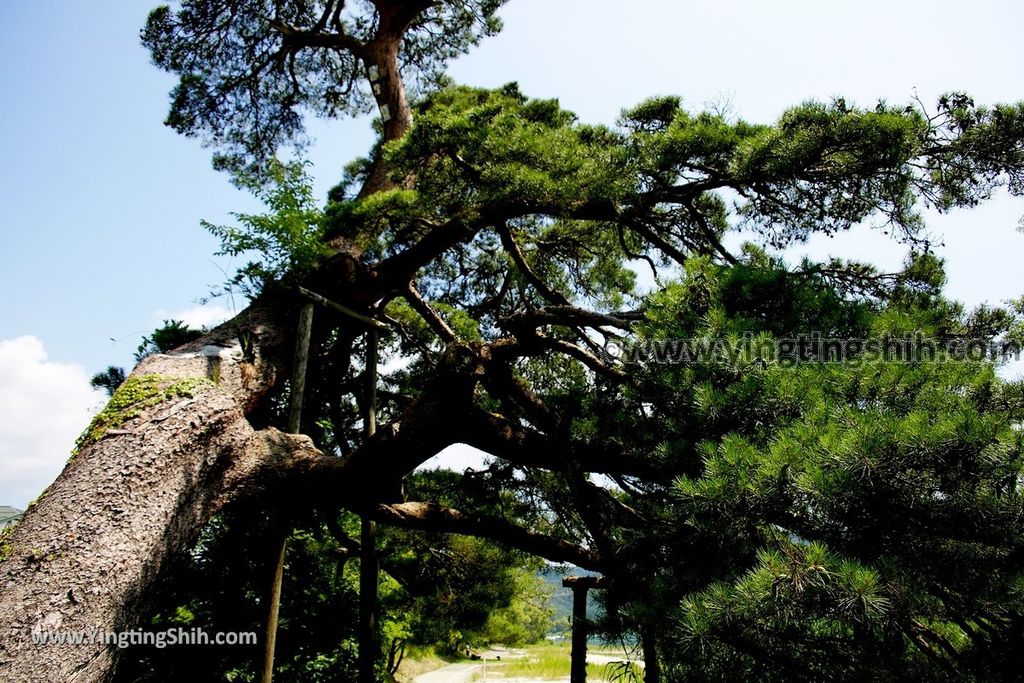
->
[[685, 202, 739, 265], [625, 217, 692, 266], [547, 338, 629, 382], [269, 20, 367, 57], [403, 282, 458, 343], [462, 408, 660, 478], [497, 222, 570, 305]]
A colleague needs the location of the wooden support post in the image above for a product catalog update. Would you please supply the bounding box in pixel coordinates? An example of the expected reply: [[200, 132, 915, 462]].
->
[[260, 302, 315, 683], [563, 576, 605, 683], [570, 583, 588, 683], [358, 517, 378, 682], [260, 539, 287, 683], [358, 330, 380, 683]]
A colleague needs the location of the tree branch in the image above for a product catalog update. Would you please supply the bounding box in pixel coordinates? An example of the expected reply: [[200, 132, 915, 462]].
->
[[462, 408, 660, 478], [497, 222, 570, 305], [269, 21, 366, 57], [372, 501, 601, 570], [501, 306, 642, 332], [404, 282, 458, 343]]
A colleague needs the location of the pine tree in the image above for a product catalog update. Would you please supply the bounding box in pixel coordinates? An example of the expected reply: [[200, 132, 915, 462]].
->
[[3, 3, 1024, 681]]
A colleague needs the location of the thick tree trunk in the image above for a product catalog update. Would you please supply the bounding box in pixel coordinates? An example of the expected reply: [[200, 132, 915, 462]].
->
[[357, 17, 414, 199], [641, 626, 661, 683], [367, 36, 412, 146], [0, 298, 319, 682]]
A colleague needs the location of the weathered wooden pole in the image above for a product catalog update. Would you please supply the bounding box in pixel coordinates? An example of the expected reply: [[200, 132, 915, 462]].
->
[[259, 540, 287, 683], [277, 287, 388, 681], [563, 576, 606, 683], [358, 330, 380, 683], [260, 302, 315, 683]]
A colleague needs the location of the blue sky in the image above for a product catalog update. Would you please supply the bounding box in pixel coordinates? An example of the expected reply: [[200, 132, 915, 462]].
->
[[1, 0, 1022, 506]]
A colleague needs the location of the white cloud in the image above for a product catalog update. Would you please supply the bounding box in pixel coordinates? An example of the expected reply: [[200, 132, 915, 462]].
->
[[1000, 356, 1024, 382], [150, 304, 234, 330], [0, 337, 105, 508]]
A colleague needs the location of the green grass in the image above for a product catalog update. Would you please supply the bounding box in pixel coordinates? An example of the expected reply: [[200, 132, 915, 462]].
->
[[475, 643, 641, 681]]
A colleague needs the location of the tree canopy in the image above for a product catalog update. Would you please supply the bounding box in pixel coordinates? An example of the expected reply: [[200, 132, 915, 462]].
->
[[150, 5, 1024, 667], [143, 0, 506, 176]]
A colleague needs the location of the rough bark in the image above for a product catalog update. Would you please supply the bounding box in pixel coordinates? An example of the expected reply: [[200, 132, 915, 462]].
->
[[356, 31, 414, 198], [0, 298, 321, 681]]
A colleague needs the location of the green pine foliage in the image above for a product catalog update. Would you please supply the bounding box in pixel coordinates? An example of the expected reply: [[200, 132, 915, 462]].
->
[[134, 319, 205, 361], [596, 253, 1024, 681], [144, 9, 1024, 676]]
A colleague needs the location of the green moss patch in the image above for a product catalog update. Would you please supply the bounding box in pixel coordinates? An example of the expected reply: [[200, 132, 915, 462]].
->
[[0, 525, 15, 562], [74, 374, 213, 453]]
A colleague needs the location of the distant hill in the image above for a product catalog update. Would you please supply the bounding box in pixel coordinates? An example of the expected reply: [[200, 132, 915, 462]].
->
[[0, 506, 23, 530], [539, 565, 603, 639]]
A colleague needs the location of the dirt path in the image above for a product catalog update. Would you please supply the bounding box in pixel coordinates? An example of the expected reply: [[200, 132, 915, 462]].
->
[[411, 662, 482, 683], [410, 649, 640, 682], [410, 647, 525, 682]]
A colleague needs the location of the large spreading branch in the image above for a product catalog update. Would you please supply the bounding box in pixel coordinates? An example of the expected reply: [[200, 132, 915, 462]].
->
[[461, 407, 663, 478], [371, 501, 601, 570]]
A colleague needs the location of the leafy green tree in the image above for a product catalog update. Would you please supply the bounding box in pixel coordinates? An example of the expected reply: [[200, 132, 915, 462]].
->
[[592, 250, 1024, 681], [193, 83, 1024, 680], [483, 568, 556, 646], [203, 159, 329, 295], [142, 0, 506, 177], [311, 85, 1023, 681], [377, 469, 551, 655], [113, 506, 360, 683], [112, 472, 542, 682]]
